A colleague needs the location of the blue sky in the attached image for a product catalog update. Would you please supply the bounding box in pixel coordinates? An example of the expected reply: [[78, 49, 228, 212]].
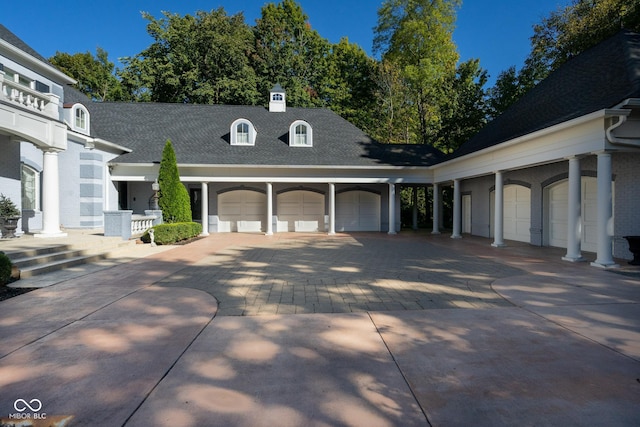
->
[[4, 0, 569, 86]]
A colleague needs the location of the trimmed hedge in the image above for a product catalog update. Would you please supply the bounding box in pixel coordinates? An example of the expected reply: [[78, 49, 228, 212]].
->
[[0, 251, 12, 286], [141, 222, 202, 245]]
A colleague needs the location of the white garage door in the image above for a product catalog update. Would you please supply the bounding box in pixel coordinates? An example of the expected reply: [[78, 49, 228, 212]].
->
[[336, 191, 380, 232], [218, 190, 267, 232], [548, 177, 601, 253], [491, 185, 531, 243], [277, 191, 325, 232]]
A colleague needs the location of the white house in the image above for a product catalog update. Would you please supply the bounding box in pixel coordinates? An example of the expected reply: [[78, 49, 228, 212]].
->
[[0, 24, 638, 267]]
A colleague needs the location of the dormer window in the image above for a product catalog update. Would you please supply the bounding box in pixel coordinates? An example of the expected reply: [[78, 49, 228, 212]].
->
[[72, 105, 90, 135], [289, 120, 313, 147], [230, 118, 257, 146]]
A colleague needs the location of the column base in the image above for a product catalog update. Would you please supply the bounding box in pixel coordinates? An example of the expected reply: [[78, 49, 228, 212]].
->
[[431, 231, 441, 235], [265, 231, 274, 236], [199, 232, 210, 237], [451, 235, 462, 239], [590, 260, 619, 269], [388, 231, 397, 235], [562, 255, 586, 262], [34, 232, 68, 238], [491, 242, 506, 247]]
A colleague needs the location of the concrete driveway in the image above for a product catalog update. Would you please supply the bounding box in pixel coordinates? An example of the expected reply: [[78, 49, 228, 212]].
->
[[1, 232, 639, 426]]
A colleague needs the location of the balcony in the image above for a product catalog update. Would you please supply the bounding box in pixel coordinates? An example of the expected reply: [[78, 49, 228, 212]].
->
[[0, 72, 59, 120]]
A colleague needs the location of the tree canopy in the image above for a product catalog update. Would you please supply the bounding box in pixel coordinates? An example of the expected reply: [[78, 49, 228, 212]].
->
[[49, 0, 639, 153]]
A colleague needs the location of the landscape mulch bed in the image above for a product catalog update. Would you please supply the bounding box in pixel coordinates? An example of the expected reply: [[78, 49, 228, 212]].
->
[[0, 285, 37, 302]]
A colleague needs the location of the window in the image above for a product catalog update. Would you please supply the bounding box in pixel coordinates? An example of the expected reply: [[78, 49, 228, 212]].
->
[[21, 164, 38, 210], [72, 105, 90, 134], [289, 120, 313, 147], [237, 122, 249, 144], [75, 108, 86, 129], [272, 93, 283, 101], [230, 119, 256, 145]]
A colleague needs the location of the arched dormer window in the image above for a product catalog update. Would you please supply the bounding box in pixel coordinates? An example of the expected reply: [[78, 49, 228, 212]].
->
[[230, 118, 257, 146], [73, 105, 90, 134], [289, 120, 312, 147]]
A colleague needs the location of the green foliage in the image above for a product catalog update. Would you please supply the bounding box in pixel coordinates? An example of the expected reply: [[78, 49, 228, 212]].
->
[[49, 48, 128, 101], [158, 140, 192, 223], [253, 0, 331, 107], [373, 0, 464, 148], [488, 0, 640, 117], [140, 222, 202, 245], [0, 252, 12, 285], [0, 194, 20, 218], [119, 8, 260, 104]]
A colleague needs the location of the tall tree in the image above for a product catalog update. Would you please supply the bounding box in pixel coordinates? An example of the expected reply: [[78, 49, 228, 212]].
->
[[158, 140, 192, 223], [253, 0, 331, 107], [373, 0, 462, 146], [436, 59, 489, 153], [319, 38, 378, 133], [49, 48, 127, 101], [119, 9, 259, 104]]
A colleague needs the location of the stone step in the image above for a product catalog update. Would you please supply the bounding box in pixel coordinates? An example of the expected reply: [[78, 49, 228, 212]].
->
[[4, 238, 136, 278]]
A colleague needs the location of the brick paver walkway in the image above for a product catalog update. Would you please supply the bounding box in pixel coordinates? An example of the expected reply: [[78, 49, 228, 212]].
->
[[156, 232, 523, 316]]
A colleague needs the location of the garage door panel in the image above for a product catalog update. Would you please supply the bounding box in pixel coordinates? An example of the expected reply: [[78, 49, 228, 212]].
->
[[547, 177, 603, 253], [277, 191, 324, 232], [336, 191, 380, 232], [218, 190, 267, 232]]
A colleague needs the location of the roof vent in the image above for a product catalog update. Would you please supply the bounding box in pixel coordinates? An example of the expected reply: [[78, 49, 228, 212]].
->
[[269, 83, 286, 113]]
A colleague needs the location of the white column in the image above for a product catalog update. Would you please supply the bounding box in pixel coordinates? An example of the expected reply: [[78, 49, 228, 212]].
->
[[563, 157, 583, 261], [591, 152, 618, 268], [266, 182, 273, 235], [492, 171, 506, 247], [36, 149, 66, 238], [432, 183, 441, 234], [388, 183, 396, 235], [200, 182, 209, 236], [328, 183, 336, 235], [451, 179, 462, 238], [412, 186, 418, 230]]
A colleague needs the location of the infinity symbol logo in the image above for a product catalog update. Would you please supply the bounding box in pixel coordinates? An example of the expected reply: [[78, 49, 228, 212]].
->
[[14, 398, 42, 412]]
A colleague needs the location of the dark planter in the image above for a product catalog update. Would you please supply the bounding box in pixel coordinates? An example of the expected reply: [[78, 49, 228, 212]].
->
[[0, 217, 20, 239], [623, 236, 640, 266]]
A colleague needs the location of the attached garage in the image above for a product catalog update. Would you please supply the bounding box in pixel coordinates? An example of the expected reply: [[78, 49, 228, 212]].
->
[[336, 190, 381, 232], [546, 177, 602, 253], [491, 185, 531, 243], [277, 190, 325, 232], [217, 190, 267, 232]]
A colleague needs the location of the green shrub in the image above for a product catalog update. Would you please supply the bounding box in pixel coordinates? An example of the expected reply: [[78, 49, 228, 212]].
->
[[158, 140, 192, 223], [141, 222, 202, 245], [0, 251, 12, 285]]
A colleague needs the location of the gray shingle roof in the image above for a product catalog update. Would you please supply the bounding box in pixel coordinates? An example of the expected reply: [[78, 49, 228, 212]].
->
[[0, 24, 50, 63], [93, 102, 443, 167], [451, 29, 640, 159]]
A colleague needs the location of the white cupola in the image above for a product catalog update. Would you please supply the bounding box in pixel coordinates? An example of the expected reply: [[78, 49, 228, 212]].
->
[[269, 83, 286, 112]]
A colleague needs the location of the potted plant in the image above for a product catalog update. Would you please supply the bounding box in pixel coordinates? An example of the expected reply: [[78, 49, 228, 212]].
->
[[0, 194, 21, 239]]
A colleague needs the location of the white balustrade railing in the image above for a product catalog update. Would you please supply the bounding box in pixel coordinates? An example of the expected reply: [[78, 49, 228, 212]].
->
[[0, 74, 59, 119], [131, 215, 157, 236]]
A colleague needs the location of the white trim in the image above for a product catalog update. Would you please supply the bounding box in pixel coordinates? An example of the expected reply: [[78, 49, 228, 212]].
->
[[289, 120, 312, 147], [0, 39, 76, 84], [230, 118, 257, 146]]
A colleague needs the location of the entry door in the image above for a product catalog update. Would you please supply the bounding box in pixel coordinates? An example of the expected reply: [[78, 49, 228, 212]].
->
[[462, 194, 471, 234], [190, 188, 202, 220]]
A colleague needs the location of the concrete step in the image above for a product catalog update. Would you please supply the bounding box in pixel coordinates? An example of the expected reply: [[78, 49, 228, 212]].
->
[[4, 238, 136, 278]]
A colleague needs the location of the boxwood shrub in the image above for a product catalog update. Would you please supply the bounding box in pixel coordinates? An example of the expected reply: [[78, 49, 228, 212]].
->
[[141, 222, 202, 245], [0, 251, 13, 285]]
